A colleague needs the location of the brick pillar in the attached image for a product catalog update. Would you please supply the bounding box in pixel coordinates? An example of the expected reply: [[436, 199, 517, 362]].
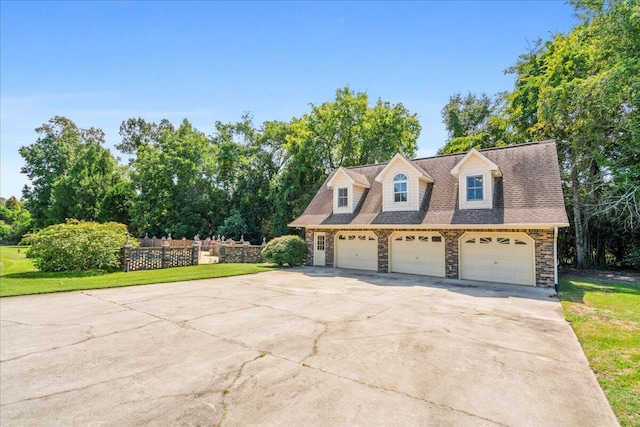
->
[[529, 229, 555, 287], [122, 245, 132, 272], [191, 240, 200, 266], [161, 240, 170, 269], [376, 230, 392, 272], [305, 229, 314, 266], [122, 233, 133, 272], [325, 230, 335, 267], [442, 230, 463, 279]]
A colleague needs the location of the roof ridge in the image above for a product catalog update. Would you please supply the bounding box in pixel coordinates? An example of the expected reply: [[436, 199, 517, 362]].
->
[[343, 140, 556, 170]]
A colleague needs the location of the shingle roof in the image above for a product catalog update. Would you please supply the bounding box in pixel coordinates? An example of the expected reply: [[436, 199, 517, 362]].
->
[[289, 141, 569, 228], [342, 168, 370, 187]]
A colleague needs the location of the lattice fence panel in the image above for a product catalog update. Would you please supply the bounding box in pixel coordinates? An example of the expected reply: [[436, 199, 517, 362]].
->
[[128, 248, 164, 271], [168, 247, 193, 267]]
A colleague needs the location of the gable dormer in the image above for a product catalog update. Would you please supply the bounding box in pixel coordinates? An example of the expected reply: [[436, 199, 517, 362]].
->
[[375, 153, 433, 212], [450, 148, 502, 210], [326, 167, 370, 214]]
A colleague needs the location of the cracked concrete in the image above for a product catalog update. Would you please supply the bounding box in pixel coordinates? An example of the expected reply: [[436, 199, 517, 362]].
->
[[0, 267, 618, 426]]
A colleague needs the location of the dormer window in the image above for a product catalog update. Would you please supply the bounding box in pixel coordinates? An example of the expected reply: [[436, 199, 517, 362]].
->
[[393, 173, 408, 203], [451, 148, 501, 210], [466, 175, 484, 201], [337, 187, 348, 207]]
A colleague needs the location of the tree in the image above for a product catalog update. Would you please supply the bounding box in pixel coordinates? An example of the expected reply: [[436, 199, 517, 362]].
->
[[49, 143, 127, 223], [504, 0, 640, 268], [217, 208, 249, 241], [438, 92, 512, 154], [19, 117, 123, 227], [125, 118, 221, 238], [0, 197, 32, 244], [271, 87, 421, 234]]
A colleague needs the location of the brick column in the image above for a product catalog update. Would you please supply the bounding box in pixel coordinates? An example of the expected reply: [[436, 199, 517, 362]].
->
[[191, 240, 200, 266], [161, 240, 171, 269], [325, 230, 335, 267], [442, 230, 463, 279], [376, 230, 392, 272], [528, 229, 555, 287], [305, 229, 314, 266]]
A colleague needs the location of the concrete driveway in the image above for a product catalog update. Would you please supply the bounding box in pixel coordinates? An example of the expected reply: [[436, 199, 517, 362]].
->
[[0, 268, 617, 426]]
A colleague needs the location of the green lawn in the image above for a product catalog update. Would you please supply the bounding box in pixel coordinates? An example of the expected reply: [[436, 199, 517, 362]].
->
[[0, 246, 275, 297], [558, 273, 640, 427]]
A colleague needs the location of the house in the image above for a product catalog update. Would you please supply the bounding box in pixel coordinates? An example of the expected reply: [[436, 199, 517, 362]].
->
[[289, 140, 569, 287]]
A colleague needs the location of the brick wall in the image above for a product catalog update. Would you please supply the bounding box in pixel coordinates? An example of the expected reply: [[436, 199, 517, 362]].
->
[[304, 227, 556, 287]]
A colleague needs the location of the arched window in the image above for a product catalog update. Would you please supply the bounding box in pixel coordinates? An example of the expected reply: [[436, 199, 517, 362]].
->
[[393, 173, 408, 203]]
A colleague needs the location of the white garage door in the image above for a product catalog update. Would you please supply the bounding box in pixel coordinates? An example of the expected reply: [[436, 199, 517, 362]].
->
[[460, 232, 535, 286], [335, 232, 378, 271], [390, 232, 445, 277]]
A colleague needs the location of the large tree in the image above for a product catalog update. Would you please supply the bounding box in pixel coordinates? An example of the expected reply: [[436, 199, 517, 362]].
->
[[438, 92, 512, 154], [126, 119, 220, 238], [505, 0, 640, 268], [270, 86, 422, 234], [19, 116, 125, 227]]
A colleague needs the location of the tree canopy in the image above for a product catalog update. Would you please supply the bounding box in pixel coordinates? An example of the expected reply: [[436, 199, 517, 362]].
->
[[438, 0, 640, 268], [18, 87, 421, 244]]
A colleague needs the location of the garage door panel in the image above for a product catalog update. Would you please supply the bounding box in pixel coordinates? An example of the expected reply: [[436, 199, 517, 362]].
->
[[390, 233, 445, 277], [460, 233, 534, 286], [336, 233, 378, 271]]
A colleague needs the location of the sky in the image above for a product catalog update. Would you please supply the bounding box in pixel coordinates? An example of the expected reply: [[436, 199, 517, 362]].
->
[[0, 1, 578, 199]]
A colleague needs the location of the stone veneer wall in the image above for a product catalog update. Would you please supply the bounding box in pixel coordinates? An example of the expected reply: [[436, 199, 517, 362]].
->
[[219, 245, 265, 263], [304, 227, 556, 287]]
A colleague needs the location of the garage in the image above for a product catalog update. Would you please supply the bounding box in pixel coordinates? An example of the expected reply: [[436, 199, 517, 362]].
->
[[460, 232, 535, 286], [390, 232, 445, 277], [335, 232, 378, 271]]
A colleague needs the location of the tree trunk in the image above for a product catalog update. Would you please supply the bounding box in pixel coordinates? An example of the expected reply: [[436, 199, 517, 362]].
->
[[571, 167, 587, 268]]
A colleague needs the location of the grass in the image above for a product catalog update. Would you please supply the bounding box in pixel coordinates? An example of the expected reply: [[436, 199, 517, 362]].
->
[[558, 272, 640, 427], [0, 246, 276, 297]]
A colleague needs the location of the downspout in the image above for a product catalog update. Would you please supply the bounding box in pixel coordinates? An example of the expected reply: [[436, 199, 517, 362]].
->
[[554, 226, 559, 293]]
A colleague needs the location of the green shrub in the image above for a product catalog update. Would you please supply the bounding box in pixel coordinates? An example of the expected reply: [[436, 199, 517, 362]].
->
[[22, 220, 131, 272], [261, 235, 307, 267]]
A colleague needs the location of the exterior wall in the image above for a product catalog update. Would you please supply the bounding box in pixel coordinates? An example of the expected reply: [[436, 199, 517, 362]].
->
[[353, 185, 365, 210], [418, 180, 427, 206], [331, 173, 353, 214], [303, 227, 556, 287], [457, 154, 494, 210], [306, 229, 336, 267], [380, 159, 421, 212]]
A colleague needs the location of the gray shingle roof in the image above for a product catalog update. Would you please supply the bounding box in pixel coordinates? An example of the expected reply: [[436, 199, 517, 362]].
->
[[289, 141, 569, 228], [342, 168, 371, 187]]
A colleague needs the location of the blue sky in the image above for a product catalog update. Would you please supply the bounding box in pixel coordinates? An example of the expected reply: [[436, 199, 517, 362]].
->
[[1, 1, 578, 198]]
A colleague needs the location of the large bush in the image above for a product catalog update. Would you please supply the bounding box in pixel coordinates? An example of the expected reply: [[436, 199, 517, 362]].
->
[[23, 220, 130, 272], [261, 235, 307, 267]]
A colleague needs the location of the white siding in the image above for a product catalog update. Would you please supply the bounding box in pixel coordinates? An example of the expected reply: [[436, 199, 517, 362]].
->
[[458, 154, 493, 210], [353, 186, 365, 209], [380, 159, 420, 212], [418, 180, 427, 207], [332, 174, 354, 213]]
